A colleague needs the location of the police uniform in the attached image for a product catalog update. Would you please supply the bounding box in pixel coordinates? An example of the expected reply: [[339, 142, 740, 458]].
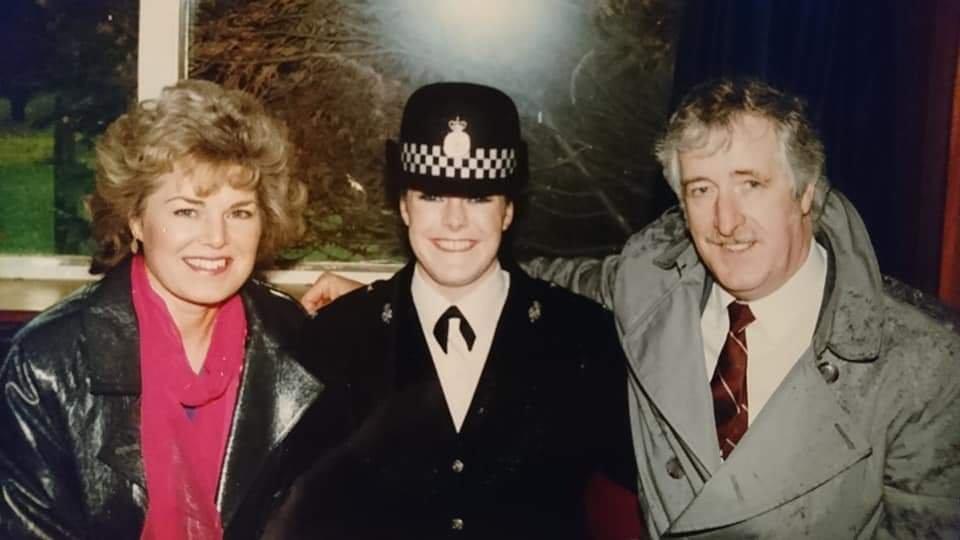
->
[[285, 83, 636, 540]]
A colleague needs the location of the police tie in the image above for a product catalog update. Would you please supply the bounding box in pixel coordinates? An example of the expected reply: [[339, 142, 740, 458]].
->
[[711, 301, 755, 459], [433, 306, 476, 354]]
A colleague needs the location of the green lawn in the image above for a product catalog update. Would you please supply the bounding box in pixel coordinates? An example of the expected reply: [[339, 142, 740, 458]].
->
[[0, 162, 54, 253], [0, 131, 55, 253]]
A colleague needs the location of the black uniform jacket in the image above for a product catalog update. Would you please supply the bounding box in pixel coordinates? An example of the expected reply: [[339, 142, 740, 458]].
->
[[0, 258, 341, 539], [281, 262, 637, 540]]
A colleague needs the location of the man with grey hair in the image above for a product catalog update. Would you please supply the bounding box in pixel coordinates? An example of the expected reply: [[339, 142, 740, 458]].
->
[[302, 78, 960, 537], [526, 77, 960, 538]]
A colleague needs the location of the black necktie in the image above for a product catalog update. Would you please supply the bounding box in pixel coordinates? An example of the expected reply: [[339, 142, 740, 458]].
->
[[433, 306, 476, 353]]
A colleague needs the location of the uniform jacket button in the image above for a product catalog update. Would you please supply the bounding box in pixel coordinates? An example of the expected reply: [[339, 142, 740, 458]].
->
[[452, 459, 464, 473], [665, 457, 684, 479], [818, 361, 840, 383], [451, 517, 464, 530]]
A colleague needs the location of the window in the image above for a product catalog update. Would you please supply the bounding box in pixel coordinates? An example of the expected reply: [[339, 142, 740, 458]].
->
[[0, 0, 138, 256]]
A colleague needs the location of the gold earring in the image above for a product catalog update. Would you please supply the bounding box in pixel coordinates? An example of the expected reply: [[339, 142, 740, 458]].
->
[[130, 238, 139, 254]]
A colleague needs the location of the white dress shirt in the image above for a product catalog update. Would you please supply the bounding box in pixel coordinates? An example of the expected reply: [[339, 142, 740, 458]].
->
[[411, 263, 510, 432], [701, 242, 827, 424]]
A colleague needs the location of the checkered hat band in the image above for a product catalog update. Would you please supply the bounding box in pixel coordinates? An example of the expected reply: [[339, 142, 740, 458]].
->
[[400, 143, 517, 179]]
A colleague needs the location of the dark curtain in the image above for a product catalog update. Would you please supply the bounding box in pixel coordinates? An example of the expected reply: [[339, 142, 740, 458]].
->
[[671, 0, 960, 295]]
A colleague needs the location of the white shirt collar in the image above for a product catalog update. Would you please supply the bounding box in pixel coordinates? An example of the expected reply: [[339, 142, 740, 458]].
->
[[411, 262, 510, 347], [711, 242, 827, 343], [410, 262, 510, 432]]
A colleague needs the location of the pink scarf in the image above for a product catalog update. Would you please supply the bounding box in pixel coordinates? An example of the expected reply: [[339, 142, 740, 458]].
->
[[131, 255, 246, 540]]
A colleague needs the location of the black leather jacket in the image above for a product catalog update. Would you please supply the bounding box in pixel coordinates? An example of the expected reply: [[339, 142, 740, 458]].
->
[[0, 258, 335, 539]]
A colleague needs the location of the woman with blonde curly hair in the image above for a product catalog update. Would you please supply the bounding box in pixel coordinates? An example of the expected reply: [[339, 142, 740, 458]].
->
[[0, 80, 337, 540]]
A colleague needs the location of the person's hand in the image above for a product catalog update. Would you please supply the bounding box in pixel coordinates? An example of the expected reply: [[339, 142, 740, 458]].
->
[[301, 271, 363, 314]]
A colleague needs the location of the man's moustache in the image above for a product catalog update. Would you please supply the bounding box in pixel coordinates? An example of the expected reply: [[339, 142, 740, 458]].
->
[[705, 237, 755, 246]]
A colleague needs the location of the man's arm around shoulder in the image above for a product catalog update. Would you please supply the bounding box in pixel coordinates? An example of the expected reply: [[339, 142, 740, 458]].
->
[[522, 206, 687, 310]]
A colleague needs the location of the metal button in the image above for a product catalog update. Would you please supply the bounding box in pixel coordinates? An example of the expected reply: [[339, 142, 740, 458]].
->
[[818, 361, 839, 383], [451, 518, 464, 530], [452, 459, 464, 473], [665, 457, 684, 479]]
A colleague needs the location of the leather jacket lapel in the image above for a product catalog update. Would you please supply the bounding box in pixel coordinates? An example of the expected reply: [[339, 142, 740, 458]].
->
[[95, 395, 146, 492], [83, 259, 147, 490], [216, 288, 323, 528]]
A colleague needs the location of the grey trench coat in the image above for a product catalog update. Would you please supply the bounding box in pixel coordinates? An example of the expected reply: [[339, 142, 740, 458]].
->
[[529, 190, 960, 538]]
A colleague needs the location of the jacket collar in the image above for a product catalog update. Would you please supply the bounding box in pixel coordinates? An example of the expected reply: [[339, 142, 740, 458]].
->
[[81, 259, 146, 492], [462, 261, 544, 438], [217, 279, 323, 527], [381, 260, 546, 438], [81, 259, 322, 528], [84, 258, 141, 395], [649, 190, 885, 363], [807, 190, 884, 361]]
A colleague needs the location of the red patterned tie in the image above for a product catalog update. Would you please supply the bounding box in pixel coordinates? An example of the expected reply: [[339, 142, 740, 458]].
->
[[711, 301, 755, 459]]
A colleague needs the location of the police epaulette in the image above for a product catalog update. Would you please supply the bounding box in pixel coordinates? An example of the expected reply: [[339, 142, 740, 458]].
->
[[364, 279, 389, 294]]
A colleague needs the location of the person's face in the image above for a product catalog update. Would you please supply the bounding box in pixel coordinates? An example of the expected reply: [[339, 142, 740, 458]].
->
[[400, 189, 514, 301], [679, 114, 815, 301], [129, 166, 262, 313]]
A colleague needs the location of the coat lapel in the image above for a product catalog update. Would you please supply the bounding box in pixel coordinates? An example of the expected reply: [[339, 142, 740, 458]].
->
[[95, 396, 146, 492], [459, 268, 541, 439], [622, 260, 722, 474], [668, 348, 872, 534], [84, 259, 147, 491], [392, 266, 460, 437], [215, 285, 323, 527]]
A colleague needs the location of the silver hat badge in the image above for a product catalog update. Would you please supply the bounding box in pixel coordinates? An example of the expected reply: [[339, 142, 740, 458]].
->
[[443, 117, 471, 157]]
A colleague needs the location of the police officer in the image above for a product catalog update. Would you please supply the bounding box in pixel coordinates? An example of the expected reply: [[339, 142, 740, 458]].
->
[[284, 82, 637, 540]]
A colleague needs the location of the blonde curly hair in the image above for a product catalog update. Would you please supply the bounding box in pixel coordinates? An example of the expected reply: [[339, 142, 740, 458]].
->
[[88, 79, 306, 273]]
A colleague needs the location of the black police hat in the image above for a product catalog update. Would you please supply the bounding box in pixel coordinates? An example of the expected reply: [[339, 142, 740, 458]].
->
[[386, 82, 528, 199]]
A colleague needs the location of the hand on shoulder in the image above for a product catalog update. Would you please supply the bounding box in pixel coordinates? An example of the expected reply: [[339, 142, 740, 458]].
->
[[300, 272, 364, 315]]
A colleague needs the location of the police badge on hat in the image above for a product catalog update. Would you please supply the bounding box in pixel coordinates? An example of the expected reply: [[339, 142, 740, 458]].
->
[[443, 117, 471, 158], [386, 82, 528, 199]]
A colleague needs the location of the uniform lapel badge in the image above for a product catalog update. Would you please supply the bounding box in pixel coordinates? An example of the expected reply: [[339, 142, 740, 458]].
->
[[443, 117, 471, 157], [528, 300, 542, 323], [381, 302, 393, 324]]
